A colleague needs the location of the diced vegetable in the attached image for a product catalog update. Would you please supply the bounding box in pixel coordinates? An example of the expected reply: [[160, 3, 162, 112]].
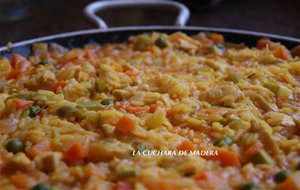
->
[[177, 140, 195, 151], [11, 54, 31, 72], [114, 181, 133, 190], [40, 152, 61, 173], [31, 183, 51, 190], [28, 106, 40, 118], [250, 149, 274, 165], [239, 182, 258, 190], [65, 142, 86, 165], [38, 60, 50, 65], [277, 172, 300, 190], [202, 148, 241, 168], [10, 173, 30, 188], [95, 79, 106, 92], [51, 80, 67, 92], [133, 36, 153, 51], [273, 45, 290, 60], [263, 82, 280, 94], [7, 70, 22, 79], [13, 98, 33, 110], [125, 105, 145, 114], [125, 70, 137, 77], [115, 116, 136, 135], [26, 141, 52, 159], [136, 144, 149, 152], [243, 142, 263, 160], [256, 38, 271, 49], [274, 170, 291, 183], [155, 37, 168, 48], [6, 138, 24, 154], [213, 136, 233, 147], [193, 171, 230, 189], [57, 106, 76, 117], [101, 98, 114, 105], [145, 107, 165, 129], [149, 104, 158, 113], [117, 167, 136, 179], [209, 33, 224, 44], [228, 72, 242, 83]]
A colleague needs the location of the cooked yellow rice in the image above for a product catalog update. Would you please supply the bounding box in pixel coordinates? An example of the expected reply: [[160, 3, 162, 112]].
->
[[1, 32, 300, 190]]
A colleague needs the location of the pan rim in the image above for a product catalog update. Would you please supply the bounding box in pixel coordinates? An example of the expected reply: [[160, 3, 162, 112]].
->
[[1, 25, 300, 52]]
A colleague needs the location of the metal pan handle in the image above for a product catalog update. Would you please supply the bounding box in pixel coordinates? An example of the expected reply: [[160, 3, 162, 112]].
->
[[84, 0, 190, 29]]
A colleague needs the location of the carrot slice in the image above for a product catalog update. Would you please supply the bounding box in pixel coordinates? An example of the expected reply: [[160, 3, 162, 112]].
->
[[51, 80, 67, 92], [12, 98, 33, 110], [201, 148, 241, 168], [115, 116, 136, 135], [277, 172, 300, 190], [125, 70, 137, 77], [243, 142, 263, 160], [65, 142, 86, 165], [273, 45, 290, 60], [7, 70, 22, 79], [209, 33, 224, 44], [11, 54, 31, 72], [114, 181, 133, 190], [111, 62, 122, 72], [26, 140, 52, 159], [177, 139, 195, 151], [125, 105, 145, 115], [256, 38, 272, 49], [149, 104, 158, 113], [10, 173, 31, 188]]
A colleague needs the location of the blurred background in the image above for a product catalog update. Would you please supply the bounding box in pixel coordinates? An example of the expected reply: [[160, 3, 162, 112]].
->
[[0, 0, 300, 46]]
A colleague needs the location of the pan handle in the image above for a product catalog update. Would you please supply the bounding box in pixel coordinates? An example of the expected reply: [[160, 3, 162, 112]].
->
[[84, 0, 190, 29]]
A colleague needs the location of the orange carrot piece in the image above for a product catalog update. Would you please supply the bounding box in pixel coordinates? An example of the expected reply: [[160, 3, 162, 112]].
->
[[125, 70, 137, 77], [111, 62, 123, 72], [115, 116, 136, 135], [193, 171, 229, 189], [149, 104, 158, 113], [125, 105, 145, 114], [65, 142, 86, 165], [7, 70, 22, 79], [201, 148, 241, 168], [10, 173, 30, 188], [277, 172, 300, 190], [26, 140, 52, 159], [177, 139, 195, 151], [51, 80, 67, 92], [166, 109, 173, 118], [256, 38, 272, 49], [209, 33, 224, 44], [11, 54, 31, 72], [12, 98, 33, 110], [273, 45, 290, 60], [243, 142, 263, 159], [114, 181, 133, 190]]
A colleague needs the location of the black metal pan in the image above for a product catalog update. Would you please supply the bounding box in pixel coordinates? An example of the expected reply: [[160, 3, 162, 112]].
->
[[1, 0, 300, 59]]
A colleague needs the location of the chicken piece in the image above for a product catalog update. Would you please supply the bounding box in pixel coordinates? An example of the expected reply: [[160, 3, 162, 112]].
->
[[35, 152, 62, 173], [88, 139, 134, 162], [4, 152, 31, 171]]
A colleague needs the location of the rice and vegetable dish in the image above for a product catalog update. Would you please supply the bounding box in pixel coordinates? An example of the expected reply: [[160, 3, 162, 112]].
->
[[1, 32, 300, 190]]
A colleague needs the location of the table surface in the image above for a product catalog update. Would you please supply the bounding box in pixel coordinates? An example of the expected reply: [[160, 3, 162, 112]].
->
[[1, 0, 300, 46]]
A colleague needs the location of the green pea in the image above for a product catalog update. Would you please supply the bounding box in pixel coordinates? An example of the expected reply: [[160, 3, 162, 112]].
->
[[32, 183, 51, 190], [136, 144, 149, 152], [274, 169, 291, 183], [155, 37, 168, 48], [101, 98, 114, 105], [28, 106, 40, 118], [38, 60, 50, 65], [239, 182, 258, 190], [57, 106, 76, 117], [213, 136, 233, 147], [5, 139, 24, 154]]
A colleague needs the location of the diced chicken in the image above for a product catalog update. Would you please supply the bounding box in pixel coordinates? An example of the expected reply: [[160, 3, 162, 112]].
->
[[264, 112, 296, 127], [4, 153, 31, 171], [88, 139, 134, 162], [35, 152, 62, 173]]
